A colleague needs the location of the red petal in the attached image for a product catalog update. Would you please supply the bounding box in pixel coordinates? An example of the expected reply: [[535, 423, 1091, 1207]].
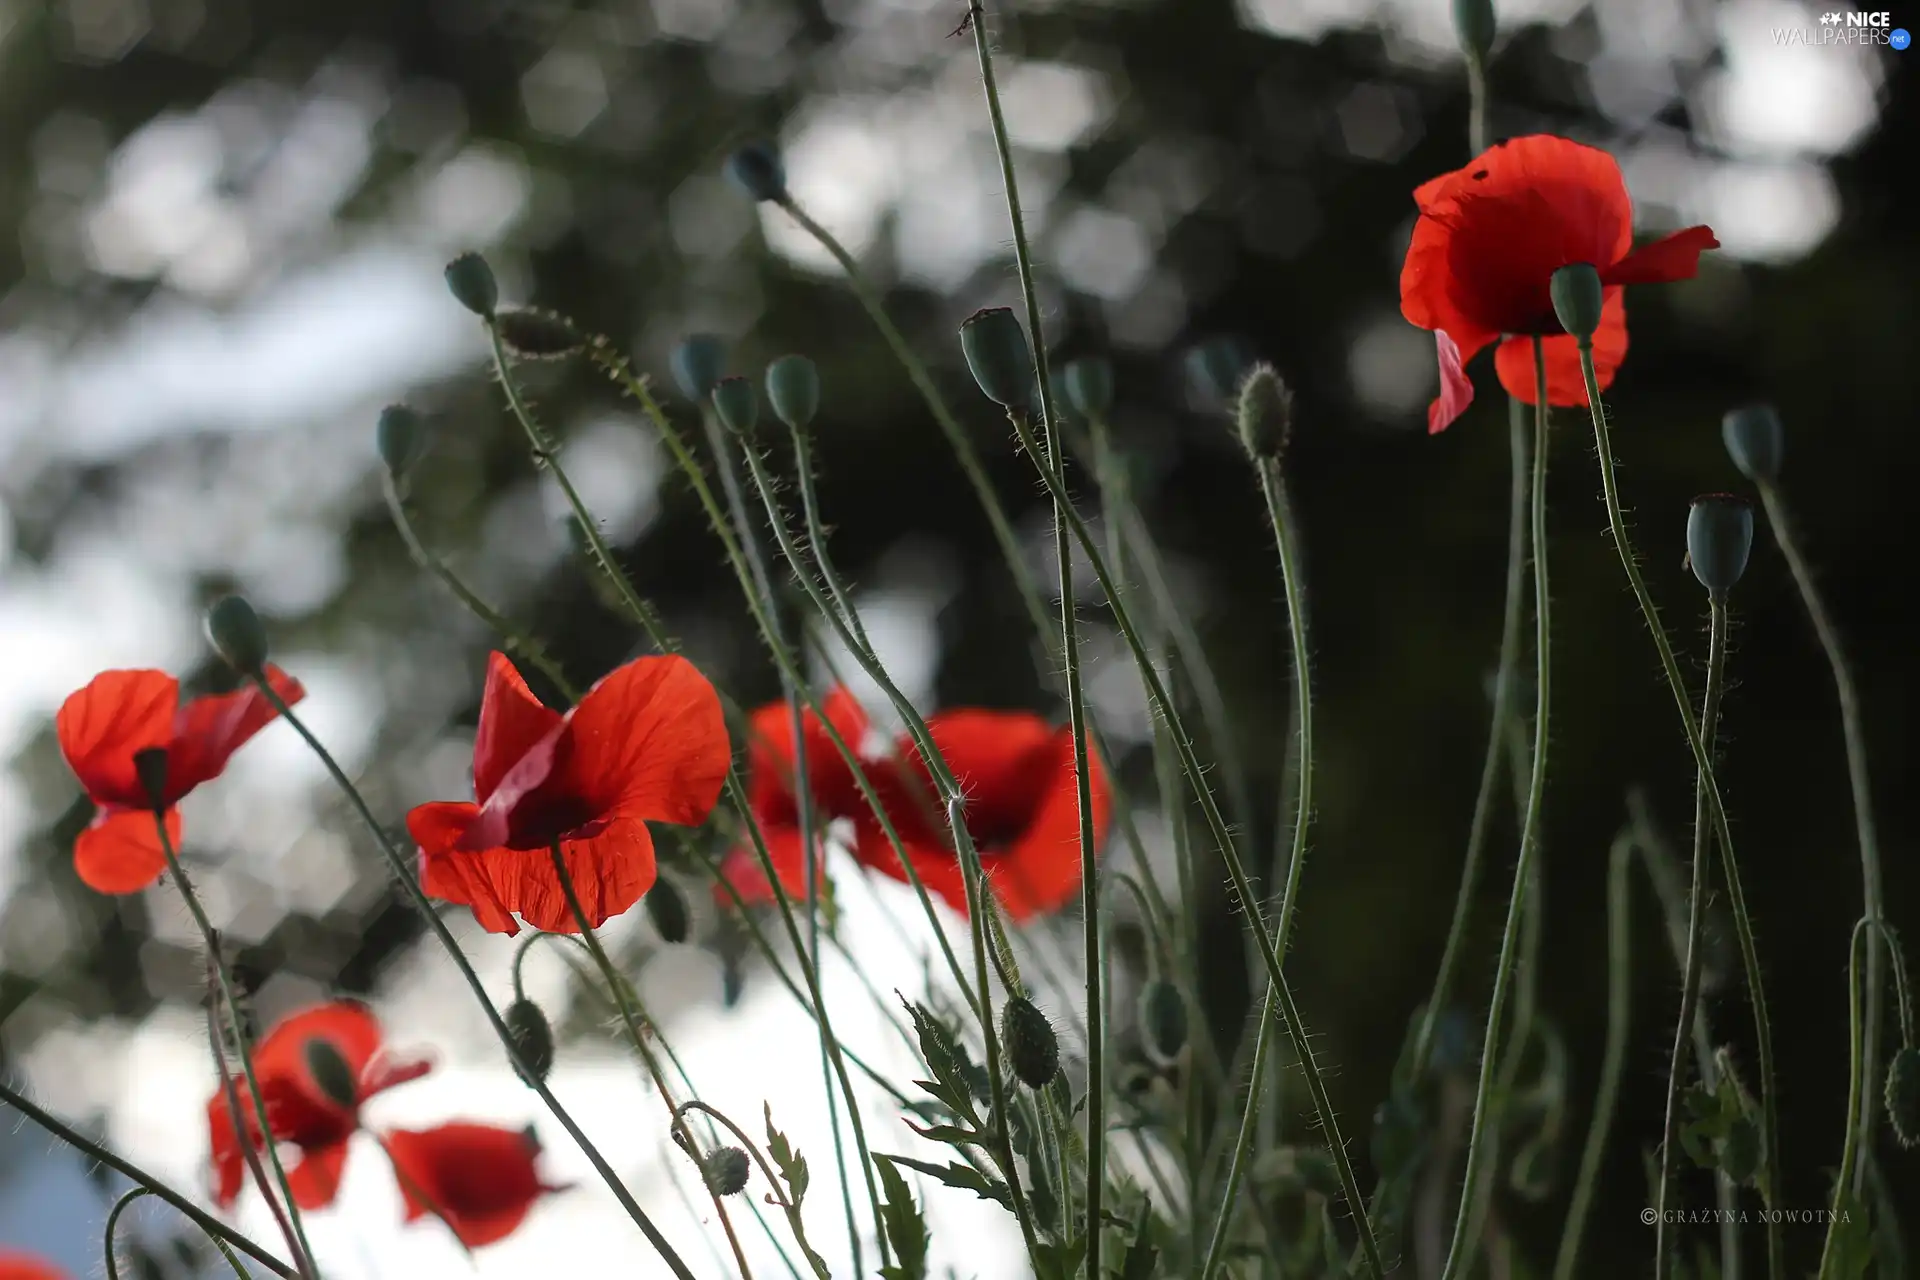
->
[[1601, 225, 1718, 287], [856, 830, 973, 917], [363, 1049, 436, 1097], [55, 670, 178, 809], [413, 799, 522, 935], [206, 1090, 249, 1209], [383, 1124, 554, 1249], [166, 666, 306, 799], [989, 727, 1111, 921], [73, 807, 177, 894], [555, 655, 730, 827], [0, 1252, 74, 1280], [1496, 289, 1629, 407], [472, 653, 565, 804], [251, 1002, 391, 1126], [510, 820, 659, 933], [714, 825, 811, 908], [286, 1140, 352, 1210], [1428, 328, 1495, 435]]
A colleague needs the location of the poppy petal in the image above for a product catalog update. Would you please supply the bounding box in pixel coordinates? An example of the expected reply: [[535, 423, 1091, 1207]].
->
[[206, 1091, 249, 1209], [1496, 289, 1628, 407], [1601, 225, 1719, 287], [714, 825, 811, 908], [383, 1124, 555, 1250], [913, 710, 1056, 843], [55, 670, 178, 809], [251, 1000, 384, 1096], [73, 807, 178, 894], [286, 1139, 352, 1210], [472, 653, 565, 805], [858, 832, 974, 917], [510, 819, 659, 934], [0, 1251, 74, 1280], [991, 728, 1112, 921], [412, 800, 522, 933], [363, 1049, 436, 1097], [1428, 328, 1494, 435], [557, 655, 729, 826], [166, 666, 306, 799]]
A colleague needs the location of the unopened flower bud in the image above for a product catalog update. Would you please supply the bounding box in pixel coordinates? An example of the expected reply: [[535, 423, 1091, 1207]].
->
[[725, 143, 787, 204], [1721, 404, 1784, 484], [504, 998, 555, 1087], [206, 596, 269, 674], [1183, 335, 1256, 412], [1452, 0, 1496, 63], [1138, 979, 1189, 1067], [132, 747, 171, 813], [670, 335, 729, 402], [645, 876, 691, 945], [1062, 356, 1114, 422], [495, 307, 584, 360], [1686, 494, 1754, 594], [1000, 996, 1059, 1089], [444, 253, 498, 319], [959, 308, 1036, 413], [377, 405, 428, 479], [765, 355, 821, 432], [711, 376, 759, 436], [1550, 263, 1604, 341], [1235, 363, 1294, 459], [703, 1146, 751, 1196], [1887, 1046, 1920, 1150], [304, 1038, 359, 1112]]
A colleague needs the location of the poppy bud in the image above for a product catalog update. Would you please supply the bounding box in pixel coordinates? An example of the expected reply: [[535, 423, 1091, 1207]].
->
[[711, 376, 759, 436], [132, 747, 170, 813], [703, 1146, 752, 1196], [765, 355, 821, 432], [644, 876, 690, 945], [206, 595, 269, 674], [1721, 404, 1785, 484], [1062, 356, 1115, 422], [377, 404, 428, 479], [1452, 0, 1496, 62], [1234, 363, 1294, 460], [1000, 995, 1059, 1088], [1719, 1116, 1760, 1185], [304, 1038, 359, 1112], [1686, 494, 1754, 594], [1887, 1046, 1920, 1150], [495, 307, 585, 360], [1138, 979, 1188, 1067], [670, 334, 729, 403], [959, 308, 1036, 413], [1183, 335, 1256, 414], [1549, 263, 1604, 341], [444, 252, 498, 319], [725, 142, 787, 204], [504, 998, 555, 1087]]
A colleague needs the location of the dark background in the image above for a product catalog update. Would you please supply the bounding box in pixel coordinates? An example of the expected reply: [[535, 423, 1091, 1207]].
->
[[2, 0, 1915, 1273]]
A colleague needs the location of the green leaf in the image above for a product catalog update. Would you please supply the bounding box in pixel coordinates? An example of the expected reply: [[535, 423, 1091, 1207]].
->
[[765, 1103, 810, 1209], [1113, 1211, 1162, 1280], [1825, 1186, 1873, 1280], [879, 1154, 1013, 1213], [874, 1156, 930, 1280], [1030, 1236, 1086, 1280]]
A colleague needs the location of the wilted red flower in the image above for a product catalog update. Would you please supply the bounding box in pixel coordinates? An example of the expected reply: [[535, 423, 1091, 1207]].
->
[[55, 666, 305, 894], [855, 710, 1110, 921], [408, 652, 729, 936], [715, 688, 869, 907], [383, 1122, 568, 1249], [1400, 134, 1718, 433], [0, 1252, 70, 1280], [207, 1001, 433, 1210]]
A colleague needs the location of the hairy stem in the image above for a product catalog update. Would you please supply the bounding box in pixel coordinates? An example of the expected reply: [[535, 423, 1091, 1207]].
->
[[1818, 919, 1874, 1277]]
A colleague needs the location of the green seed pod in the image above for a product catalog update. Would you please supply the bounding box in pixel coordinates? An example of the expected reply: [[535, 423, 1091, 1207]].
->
[[1000, 995, 1059, 1089], [1062, 356, 1114, 422], [1452, 0, 1496, 63], [1887, 1046, 1920, 1150], [725, 143, 787, 204], [444, 252, 498, 319], [1138, 979, 1188, 1067], [504, 998, 556, 1087], [703, 1146, 752, 1196], [670, 334, 729, 402], [959, 308, 1036, 413], [377, 404, 428, 479], [764, 355, 821, 431], [1721, 404, 1785, 484], [711, 375, 760, 436], [1719, 1116, 1761, 1185], [1235, 362, 1294, 460], [1549, 263, 1604, 341], [1686, 494, 1754, 593], [206, 595, 269, 674], [1183, 335, 1256, 412], [495, 307, 584, 360], [304, 1037, 359, 1112], [645, 876, 691, 945]]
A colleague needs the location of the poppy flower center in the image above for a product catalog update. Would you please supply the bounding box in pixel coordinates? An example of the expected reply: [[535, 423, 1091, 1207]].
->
[[502, 794, 606, 850]]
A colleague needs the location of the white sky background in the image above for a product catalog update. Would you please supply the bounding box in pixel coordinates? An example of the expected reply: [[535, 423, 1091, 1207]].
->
[[0, 0, 1896, 1272]]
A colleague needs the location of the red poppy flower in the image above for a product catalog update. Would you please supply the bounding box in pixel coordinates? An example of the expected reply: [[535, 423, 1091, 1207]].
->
[[55, 666, 306, 894], [207, 1000, 433, 1210], [854, 710, 1111, 921], [1400, 133, 1718, 434], [0, 1253, 70, 1280], [382, 1123, 568, 1249], [715, 688, 870, 907], [408, 652, 729, 936]]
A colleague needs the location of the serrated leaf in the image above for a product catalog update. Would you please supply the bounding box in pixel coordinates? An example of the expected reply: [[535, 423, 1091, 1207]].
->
[[880, 1154, 1013, 1212], [874, 1156, 930, 1280], [765, 1103, 810, 1209], [903, 1121, 985, 1147]]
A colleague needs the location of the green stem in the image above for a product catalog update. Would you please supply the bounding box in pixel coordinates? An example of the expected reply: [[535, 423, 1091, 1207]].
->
[[1576, 344, 1783, 1280], [1818, 919, 1874, 1278], [1438, 336, 1553, 1280], [1757, 481, 1886, 1187], [202, 958, 305, 1274], [677, 1101, 833, 1279], [247, 679, 698, 1280]]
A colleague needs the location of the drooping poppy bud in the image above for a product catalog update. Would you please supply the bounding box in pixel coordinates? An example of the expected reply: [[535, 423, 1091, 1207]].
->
[[444, 253, 498, 319], [765, 355, 821, 431], [1686, 494, 1754, 594], [494, 308, 585, 360], [1721, 404, 1785, 484], [504, 999, 555, 1087], [702, 1146, 752, 1196], [670, 335, 729, 403], [959, 308, 1036, 413], [377, 405, 429, 479], [1452, 0, 1496, 62], [304, 1038, 359, 1112], [1138, 979, 1189, 1068], [1000, 996, 1059, 1089], [206, 596, 270, 674], [711, 376, 760, 436], [1888, 1046, 1920, 1150], [1549, 263, 1605, 342], [644, 876, 691, 945], [725, 143, 787, 204], [1234, 363, 1294, 460], [1062, 356, 1114, 422]]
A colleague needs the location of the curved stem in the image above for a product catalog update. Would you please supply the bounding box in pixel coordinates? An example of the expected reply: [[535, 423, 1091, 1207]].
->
[[1818, 918, 1873, 1277], [1576, 344, 1783, 1280], [1654, 592, 1730, 1277], [678, 1101, 834, 1279], [1439, 337, 1552, 1280], [202, 959, 305, 1275]]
